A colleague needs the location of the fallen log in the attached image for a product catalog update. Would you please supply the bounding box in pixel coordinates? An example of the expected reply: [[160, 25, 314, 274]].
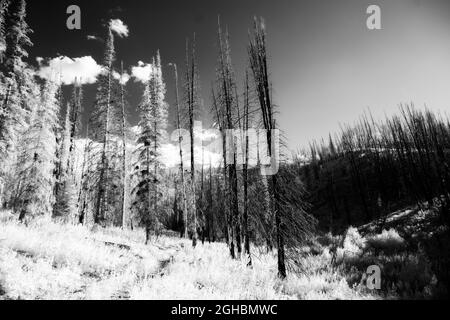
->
[[87, 237, 132, 251]]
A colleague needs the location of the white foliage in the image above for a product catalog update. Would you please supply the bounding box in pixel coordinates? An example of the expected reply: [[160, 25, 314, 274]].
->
[[15, 80, 60, 218]]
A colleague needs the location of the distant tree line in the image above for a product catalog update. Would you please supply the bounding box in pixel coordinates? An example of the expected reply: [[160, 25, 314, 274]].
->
[[297, 106, 450, 290], [298, 106, 450, 234]]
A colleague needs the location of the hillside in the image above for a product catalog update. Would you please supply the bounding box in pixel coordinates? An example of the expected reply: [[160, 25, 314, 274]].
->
[[1, 208, 446, 300]]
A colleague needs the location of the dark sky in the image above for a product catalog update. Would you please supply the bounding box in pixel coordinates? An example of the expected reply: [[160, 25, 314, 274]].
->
[[26, 0, 450, 150]]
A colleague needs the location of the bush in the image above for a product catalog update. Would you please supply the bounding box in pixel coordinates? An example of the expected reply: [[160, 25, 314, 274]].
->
[[366, 229, 405, 254], [342, 227, 366, 256], [422, 229, 450, 297], [381, 252, 435, 298]]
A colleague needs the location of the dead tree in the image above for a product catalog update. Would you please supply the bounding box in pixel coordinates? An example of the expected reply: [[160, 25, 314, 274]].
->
[[243, 70, 252, 265], [170, 63, 189, 238], [119, 61, 128, 229], [94, 27, 115, 226], [78, 125, 89, 225], [216, 19, 241, 258], [212, 88, 234, 258], [184, 36, 200, 247], [249, 17, 286, 277]]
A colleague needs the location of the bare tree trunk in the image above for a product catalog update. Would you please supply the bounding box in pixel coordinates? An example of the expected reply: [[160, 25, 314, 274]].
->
[[216, 20, 241, 258], [67, 80, 82, 179], [249, 18, 286, 278], [243, 72, 251, 265], [227, 147, 241, 257], [78, 126, 89, 225], [145, 145, 151, 244], [212, 89, 234, 258], [95, 55, 112, 226], [200, 140, 205, 244], [208, 159, 214, 242], [273, 173, 286, 278], [154, 118, 158, 236], [119, 62, 128, 229], [171, 63, 189, 238], [187, 37, 198, 247]]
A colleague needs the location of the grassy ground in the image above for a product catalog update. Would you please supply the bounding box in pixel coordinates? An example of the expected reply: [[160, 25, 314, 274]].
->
[[0, 210, 441, 300]]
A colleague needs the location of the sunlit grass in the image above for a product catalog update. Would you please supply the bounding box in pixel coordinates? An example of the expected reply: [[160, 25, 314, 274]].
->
[[1, 211, 436, 300]]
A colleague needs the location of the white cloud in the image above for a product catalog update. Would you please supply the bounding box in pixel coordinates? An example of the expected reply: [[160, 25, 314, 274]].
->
[[160, 143, 222, 168], [131, 61, 154, 83], [113, 71, 130, 85], [109, 19, 129, 38], [36, 56, 103, 85]]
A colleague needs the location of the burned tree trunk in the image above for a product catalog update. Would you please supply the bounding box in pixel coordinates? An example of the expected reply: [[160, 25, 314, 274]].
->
[[170, 63, 189, 238]]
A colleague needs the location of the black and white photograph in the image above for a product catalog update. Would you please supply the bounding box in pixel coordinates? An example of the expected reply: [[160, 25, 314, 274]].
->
[[0, 0, 449, 307]]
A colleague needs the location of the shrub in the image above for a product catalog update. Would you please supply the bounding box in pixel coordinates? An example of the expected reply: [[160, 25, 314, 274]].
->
[[381, 252, 435, 298], [366, 229, 405, 254], [343, 227, 366, 256]]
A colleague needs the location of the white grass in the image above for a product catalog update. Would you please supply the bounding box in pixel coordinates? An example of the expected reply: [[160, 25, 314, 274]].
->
[[366, 229, 405, 253], [2, 214, 424, 300], [0, 219, 165, 299]]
